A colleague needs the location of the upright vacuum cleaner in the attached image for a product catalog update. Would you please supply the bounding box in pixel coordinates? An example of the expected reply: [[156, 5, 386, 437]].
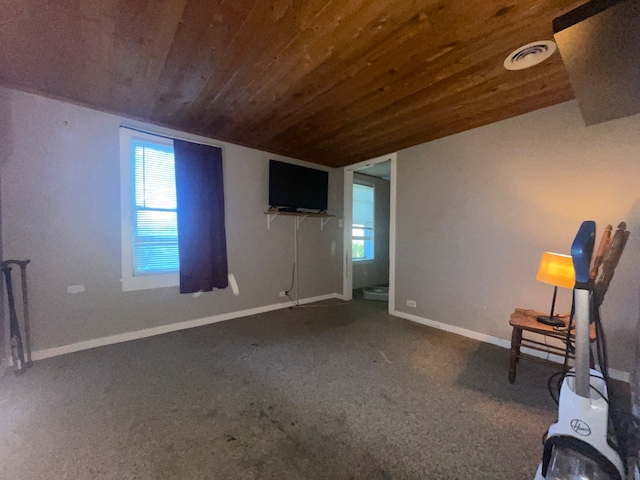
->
[[535, 221, 626, 480]]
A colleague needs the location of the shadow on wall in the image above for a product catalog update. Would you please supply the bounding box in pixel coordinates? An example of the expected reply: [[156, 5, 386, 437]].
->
[[0, 88, 14, 365], [604, 197, 640, 373], [0, 89, 14, 167], [626, 198, 640, 413]]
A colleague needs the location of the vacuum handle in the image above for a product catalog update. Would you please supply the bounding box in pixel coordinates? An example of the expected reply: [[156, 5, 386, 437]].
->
[[571, 221, 595, 289]]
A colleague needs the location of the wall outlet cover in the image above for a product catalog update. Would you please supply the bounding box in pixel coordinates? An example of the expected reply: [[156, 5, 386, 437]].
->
[[406, 300, 416, 308], [279, 291, 286, 297], [67, 285, 86, 294]]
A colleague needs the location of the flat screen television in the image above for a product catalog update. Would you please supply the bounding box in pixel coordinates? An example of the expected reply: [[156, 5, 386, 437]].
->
[[269, 160, 329, 212]]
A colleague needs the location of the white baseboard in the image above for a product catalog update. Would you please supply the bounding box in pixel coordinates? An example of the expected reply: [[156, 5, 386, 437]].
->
[[391, 309, 630, 383], [605, 369, 629, 383], [11, 298, 630, 384], [25, 293, 341, 363]]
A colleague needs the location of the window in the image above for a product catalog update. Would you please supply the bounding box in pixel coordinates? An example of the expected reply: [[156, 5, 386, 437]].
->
[[131, 139, 179, 275], [120, 128, 180, 291], [352, 183, 374, 261], [120, 127, 228, 292]]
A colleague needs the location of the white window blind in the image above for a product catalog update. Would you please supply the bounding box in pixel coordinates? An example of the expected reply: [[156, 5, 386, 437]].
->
[[352, 184, 374, 261], [353, 184, 374, 227], [131, 140, 180, 275]]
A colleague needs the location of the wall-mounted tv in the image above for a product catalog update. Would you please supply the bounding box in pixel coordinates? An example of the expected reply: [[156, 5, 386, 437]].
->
[[269, 160, 329, 212]]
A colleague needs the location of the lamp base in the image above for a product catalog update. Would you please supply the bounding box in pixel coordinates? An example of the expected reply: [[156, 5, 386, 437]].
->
[[536, 315, 566, 328]]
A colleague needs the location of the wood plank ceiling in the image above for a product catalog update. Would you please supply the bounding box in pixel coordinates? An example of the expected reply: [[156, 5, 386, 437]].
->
[[0, 0, 585, 167]]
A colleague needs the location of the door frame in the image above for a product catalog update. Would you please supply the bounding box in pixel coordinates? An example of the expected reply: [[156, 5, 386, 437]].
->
[[342, 152, 397, 314]]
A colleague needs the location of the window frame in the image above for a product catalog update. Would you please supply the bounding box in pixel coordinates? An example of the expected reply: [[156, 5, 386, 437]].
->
[[120, 127, 179, 291], [352, 182, 375, 263]]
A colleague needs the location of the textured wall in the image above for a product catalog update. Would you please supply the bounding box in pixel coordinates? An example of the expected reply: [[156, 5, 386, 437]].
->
[[395, 101, 640, 373], [352, 173, 390, 290], [0, 87, 343, 353]]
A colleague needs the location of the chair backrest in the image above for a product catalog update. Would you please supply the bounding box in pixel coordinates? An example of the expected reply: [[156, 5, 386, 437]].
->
[[590, 224, 612, 281], [591, 222, 630, 307]]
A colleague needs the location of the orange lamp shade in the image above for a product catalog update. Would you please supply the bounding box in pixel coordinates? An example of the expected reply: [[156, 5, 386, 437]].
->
[[536, 252, 576, 289]]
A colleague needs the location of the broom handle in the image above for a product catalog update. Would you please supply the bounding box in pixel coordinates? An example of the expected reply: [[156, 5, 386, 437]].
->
[[1, 259, 31, 366]]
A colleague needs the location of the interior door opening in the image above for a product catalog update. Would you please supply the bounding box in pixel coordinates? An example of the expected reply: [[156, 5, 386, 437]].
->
[[352, 162, 390, 305], [343, 153, 396, 313]]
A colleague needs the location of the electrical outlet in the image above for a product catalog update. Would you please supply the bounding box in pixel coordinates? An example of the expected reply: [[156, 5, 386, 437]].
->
[[67, 285, 86, 294], [406, 300, 416, 308], [279, 291, 286, 298]]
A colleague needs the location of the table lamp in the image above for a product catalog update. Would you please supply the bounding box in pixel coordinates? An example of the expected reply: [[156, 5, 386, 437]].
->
[[536, 252, 576, 327]]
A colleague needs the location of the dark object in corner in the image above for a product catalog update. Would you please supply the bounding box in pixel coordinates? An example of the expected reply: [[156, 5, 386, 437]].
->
[[268, 160, 329, 211], [273, 206, 298, 212], [553, 0, 640, 126], [536, 315, 566, 328]]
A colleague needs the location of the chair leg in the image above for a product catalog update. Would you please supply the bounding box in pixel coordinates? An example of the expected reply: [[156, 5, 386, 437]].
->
[[509, 326, 523, 384]]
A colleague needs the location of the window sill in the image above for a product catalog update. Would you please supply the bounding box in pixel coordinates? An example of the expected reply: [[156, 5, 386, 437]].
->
[[121, 273, 179, 292], [353, 259, 375, 265]]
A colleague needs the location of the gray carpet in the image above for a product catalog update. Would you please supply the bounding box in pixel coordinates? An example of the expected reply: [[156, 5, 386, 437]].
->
[[0, 298, 559, 479]]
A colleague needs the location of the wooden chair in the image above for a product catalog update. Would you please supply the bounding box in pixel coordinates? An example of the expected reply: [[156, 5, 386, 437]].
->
[[508, 222, 629, 384], [509, 309, 596, 383]]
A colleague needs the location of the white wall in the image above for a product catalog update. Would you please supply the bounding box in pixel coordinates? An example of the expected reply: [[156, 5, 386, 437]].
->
[[395, 101, 640, 373], [0, 87, 343, 354], [352, 173, 390, 290]]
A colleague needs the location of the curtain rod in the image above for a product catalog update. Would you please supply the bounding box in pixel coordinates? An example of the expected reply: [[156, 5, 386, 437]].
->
[[120, 125, 223, 149]]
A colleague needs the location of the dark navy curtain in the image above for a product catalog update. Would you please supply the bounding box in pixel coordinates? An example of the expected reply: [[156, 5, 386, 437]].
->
[[174, 140, 228, 293]]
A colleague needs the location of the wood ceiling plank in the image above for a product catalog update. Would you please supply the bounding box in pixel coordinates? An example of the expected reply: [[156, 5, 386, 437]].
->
[[105, 0, 191, 118], [268, 36, 571, 155], [73, 1, 118, 107], [0, 1, 91, 97], [285, 59, 569, 158], [202, 0, 440, 136], [152, 0, 259, 124], [0, 0, 181, 119], [179, 0, 332, 132], [128, 0, 188, 116], [0, 0, 594, 166], [211, 0, 581, 146], [248, 1, 581, 150], [281, 72, 563, 161], [0, 1, 37, 82], [329, 85, 574, 166], [207, 0, 445, 140], [314, 74, 574, 166]]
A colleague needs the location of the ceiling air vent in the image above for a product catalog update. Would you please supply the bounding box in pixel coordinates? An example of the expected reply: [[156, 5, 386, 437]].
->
[[503, 41, 557, 70]]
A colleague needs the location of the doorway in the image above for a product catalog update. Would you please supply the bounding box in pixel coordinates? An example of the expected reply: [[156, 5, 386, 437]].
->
[[342, 153, 397, 314]]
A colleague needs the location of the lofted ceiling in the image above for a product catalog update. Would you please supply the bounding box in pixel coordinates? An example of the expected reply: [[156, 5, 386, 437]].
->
[[0, 0, 585, 167]]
